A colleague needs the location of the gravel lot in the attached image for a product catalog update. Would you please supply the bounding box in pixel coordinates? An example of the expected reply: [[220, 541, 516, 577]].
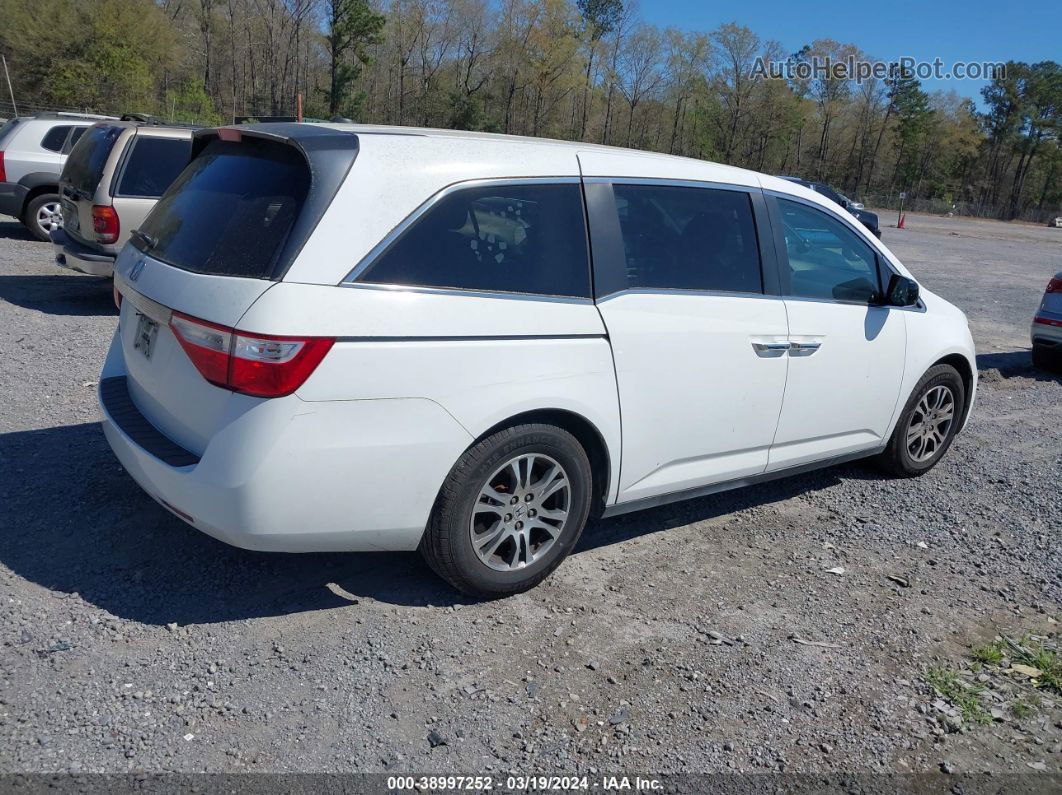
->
[[1, 212, 1060, 780]]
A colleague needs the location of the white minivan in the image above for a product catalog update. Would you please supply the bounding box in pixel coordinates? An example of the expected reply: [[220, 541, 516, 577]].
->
[[101, 124, 976, 596]]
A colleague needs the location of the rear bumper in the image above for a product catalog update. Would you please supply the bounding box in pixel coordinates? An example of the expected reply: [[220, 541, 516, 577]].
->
[[51, 227, 116, 277], [98, 333, 473, 552], [1032, 310, 1062, 346], [0, 181, 28, 218]]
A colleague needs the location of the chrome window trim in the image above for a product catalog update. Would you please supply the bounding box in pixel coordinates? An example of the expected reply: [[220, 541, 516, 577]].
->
[[595, 287, 777, 302], [340, 281, 595, 304], [341, 176, 583, 286], [583, 176, 759, 194]]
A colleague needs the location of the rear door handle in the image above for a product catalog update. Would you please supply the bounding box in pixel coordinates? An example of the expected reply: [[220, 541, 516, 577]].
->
[[788, 341, 822, 356], [751, 341, 791, 357]]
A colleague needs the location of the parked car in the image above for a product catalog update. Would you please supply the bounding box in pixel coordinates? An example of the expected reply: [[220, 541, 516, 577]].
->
[[52, 120, 194, 277], [0, 112, 116, 241], [100, 124, 976, 596], [1031, 272, 1062, 370], [778, 176, 881, 238]]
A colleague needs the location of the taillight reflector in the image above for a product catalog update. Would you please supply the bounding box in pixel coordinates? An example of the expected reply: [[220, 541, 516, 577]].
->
[[1046, 277, 1062, 294], [169, 312, 334, 398], [113, 283, 122, 311], [0, 151, 6, 183], [92, 205, 120, 244]]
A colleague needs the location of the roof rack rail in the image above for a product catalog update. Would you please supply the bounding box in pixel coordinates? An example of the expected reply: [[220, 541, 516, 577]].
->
[[31, 111, 119, 121], [117, 113, 203, 129]]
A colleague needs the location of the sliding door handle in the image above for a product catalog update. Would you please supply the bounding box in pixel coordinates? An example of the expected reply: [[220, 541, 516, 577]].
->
[[789, 341, 822, 356], [751, 341, 791, 357]]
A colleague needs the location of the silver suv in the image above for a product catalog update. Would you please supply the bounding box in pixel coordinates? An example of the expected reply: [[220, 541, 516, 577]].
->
[[0, 113, 116, 240], [53, 121, 193, 277]]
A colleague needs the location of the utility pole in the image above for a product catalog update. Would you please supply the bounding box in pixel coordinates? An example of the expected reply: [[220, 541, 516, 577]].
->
[[2, 55, 17, 117]]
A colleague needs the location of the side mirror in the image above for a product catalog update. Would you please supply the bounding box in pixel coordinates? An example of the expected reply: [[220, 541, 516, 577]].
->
[[885, 274, 919, 307], [839, 198, 850, 209]]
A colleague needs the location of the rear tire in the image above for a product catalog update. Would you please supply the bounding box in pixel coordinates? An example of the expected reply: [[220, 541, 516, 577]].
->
[[23, 192, 62, 242], [1032, 343, 1061, 372], [876, 364, 965, 477], [420, 423, 593, 597]]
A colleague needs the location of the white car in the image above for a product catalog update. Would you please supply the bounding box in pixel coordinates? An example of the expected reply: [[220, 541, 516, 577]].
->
[[1032, 272, 1062, 370], [100, 124, 977, 596]]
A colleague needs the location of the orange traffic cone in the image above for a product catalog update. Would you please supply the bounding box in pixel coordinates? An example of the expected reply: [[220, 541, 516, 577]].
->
[[897, 213, 906, 229]]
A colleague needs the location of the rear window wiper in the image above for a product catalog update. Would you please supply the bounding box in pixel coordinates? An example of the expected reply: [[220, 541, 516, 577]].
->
[[130, 228, 158, 251]]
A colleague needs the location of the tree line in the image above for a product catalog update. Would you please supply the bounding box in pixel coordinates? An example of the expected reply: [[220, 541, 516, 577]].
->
[[2, 0, 1059, 221]]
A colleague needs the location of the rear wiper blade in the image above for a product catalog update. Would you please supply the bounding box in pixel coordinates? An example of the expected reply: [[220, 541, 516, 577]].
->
[[130, 228, 158, 251]]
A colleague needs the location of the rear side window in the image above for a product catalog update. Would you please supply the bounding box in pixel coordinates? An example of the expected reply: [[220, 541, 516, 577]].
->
[[136, 138, 310, 278], [63, 126, 87, 153], [611, 184, 763, 293], [116, 136, 191, 197], [41, 125, 72, 152], [63, 125, 124, 194], [777, 198, 880, 302], [358, 183, 591, 297]]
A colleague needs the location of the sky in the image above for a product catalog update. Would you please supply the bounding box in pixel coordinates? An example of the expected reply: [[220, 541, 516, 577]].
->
[[638, 0, 1059, 103]]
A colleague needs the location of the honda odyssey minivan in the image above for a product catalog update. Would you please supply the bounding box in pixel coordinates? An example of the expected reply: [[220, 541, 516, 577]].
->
[[101, 124, 976, 596]]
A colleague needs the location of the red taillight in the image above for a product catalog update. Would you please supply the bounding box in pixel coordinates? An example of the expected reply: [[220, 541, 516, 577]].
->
[[92, 205, 120, 244], [1034, 316, 1062, 327], [1046, 277, 1062, 294], [0, 151, 6, 183], [169, 312, 334, 398]]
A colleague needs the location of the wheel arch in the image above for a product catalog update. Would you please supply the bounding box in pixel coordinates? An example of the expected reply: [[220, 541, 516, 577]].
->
[[932, 352, 975, 427], [473, 408, 612, 517], [17, 173, 60, 209]]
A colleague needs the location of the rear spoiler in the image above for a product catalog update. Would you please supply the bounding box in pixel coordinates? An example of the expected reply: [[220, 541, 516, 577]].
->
[[189, 124, 360, 280]]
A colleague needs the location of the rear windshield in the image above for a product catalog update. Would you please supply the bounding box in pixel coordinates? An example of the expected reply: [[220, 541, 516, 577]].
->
[[116, 136, 191, 197], [62, 125, 124, 194], [135, 138, 310, 279]]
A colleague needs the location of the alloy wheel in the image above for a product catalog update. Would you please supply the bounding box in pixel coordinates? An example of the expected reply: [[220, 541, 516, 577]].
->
[[906, 384, 955, 463], [469, 453, 571, 572], [36, 201, 63, 234]]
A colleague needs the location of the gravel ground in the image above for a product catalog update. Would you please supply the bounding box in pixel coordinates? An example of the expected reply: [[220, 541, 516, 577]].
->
[[1, 212, 1060, 780]]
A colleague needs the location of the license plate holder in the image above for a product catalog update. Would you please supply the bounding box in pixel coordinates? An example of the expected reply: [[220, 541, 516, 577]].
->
[[62, 200, 79, 232], [133, 312, 159, 360]]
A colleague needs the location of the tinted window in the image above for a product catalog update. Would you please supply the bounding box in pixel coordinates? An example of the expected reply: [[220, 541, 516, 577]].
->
[[136, 138, 310, 278], [359, 183, 590, 297], [41, 125, 72, 152], [63, 125, 124, 194], [778, 198, 880, 302], [117, 136, 191, 197], [63, 126, 86, 153], [611, 184, 762, 293]]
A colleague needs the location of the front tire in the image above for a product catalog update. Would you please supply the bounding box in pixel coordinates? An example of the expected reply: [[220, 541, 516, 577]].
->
[[420, 423, 593, 597], [876, 364, 965, 477], [23, 193, 63, 242]]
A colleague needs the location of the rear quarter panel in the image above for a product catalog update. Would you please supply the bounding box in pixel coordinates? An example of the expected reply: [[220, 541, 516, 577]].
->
[[239, 283, 623, 506]]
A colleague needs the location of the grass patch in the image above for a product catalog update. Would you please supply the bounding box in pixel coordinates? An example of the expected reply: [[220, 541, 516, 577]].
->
[[1002, 636, 1061, 695], [925, 667, 992, 725], [1010, 697, 1040, 719], [972, 642, 1005, 666]]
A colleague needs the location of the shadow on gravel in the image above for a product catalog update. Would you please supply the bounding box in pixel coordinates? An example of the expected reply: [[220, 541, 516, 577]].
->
[[579, 464, 855, 552], [0, 420, 877, 623], [0, 422, 461, 626], [0, 220, 35, 242], [976, 351, 1062, 383], [0, 274, 116, 316]]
